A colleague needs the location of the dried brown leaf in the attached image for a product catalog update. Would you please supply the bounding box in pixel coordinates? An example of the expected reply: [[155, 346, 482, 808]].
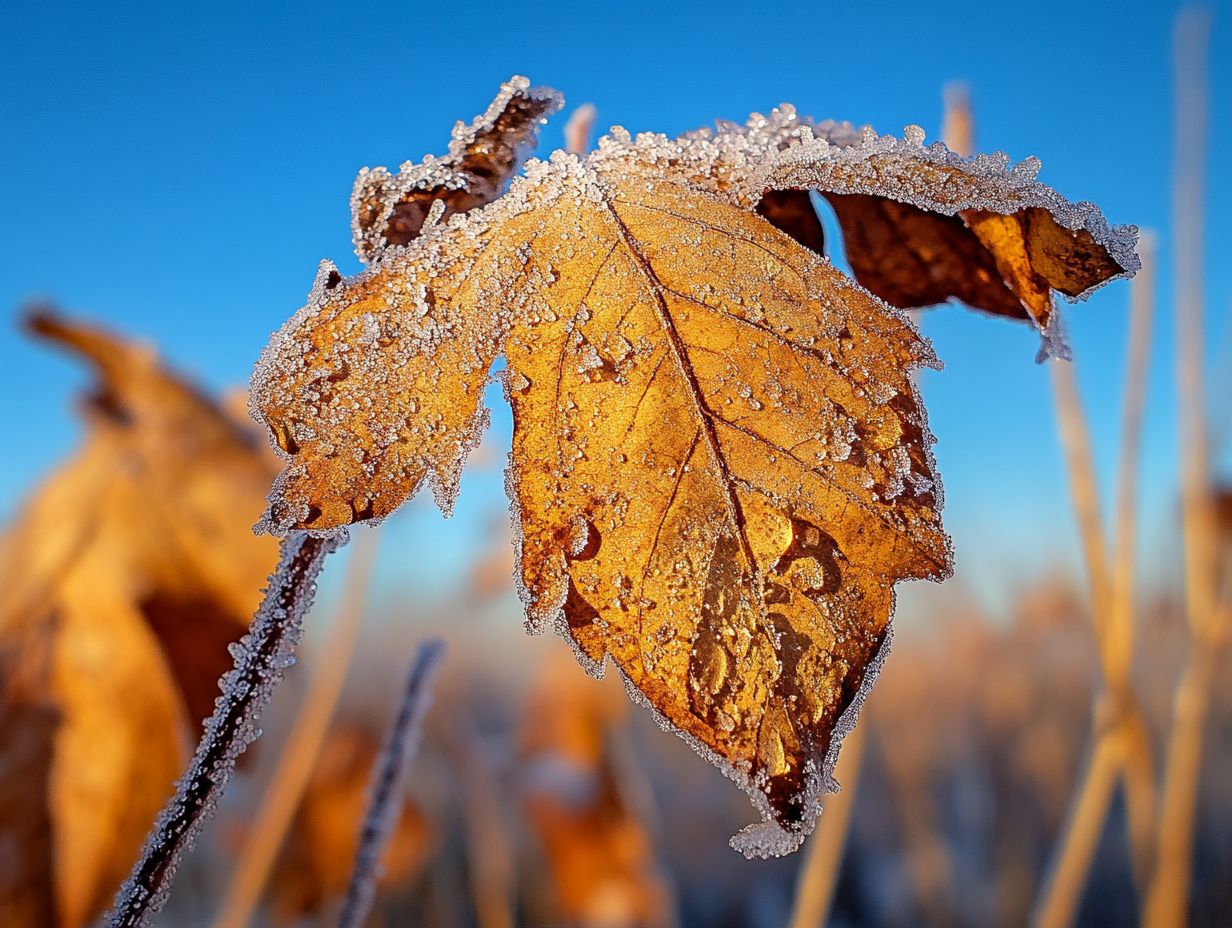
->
[[351, 76, 562, 263], [0, 312, 279, 926], [763, 127, 1136, 338]]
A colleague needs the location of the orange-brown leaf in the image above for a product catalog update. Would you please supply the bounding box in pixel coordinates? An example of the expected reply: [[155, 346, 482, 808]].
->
[[0, 312, 279, 926], [251, 82, 1137, 855], [351, 76, 562, 263], [762, 127, 1137, 338], [518, 654, 673, 927], [254, 139, 949, 857]]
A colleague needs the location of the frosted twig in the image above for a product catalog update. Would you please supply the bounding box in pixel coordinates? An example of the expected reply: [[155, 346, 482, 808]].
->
[[213, 527, 380, 928], [337, 639, 445, 928], [106, 533, 337, 928]]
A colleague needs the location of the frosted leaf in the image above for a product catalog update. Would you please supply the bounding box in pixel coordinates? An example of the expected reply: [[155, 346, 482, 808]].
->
[[760, 127, 1139, 336], [252, 154, 951, 855], [252, 79, 1138, 857], [592, 112, 1138, 340], [351, 76, 563, 263]]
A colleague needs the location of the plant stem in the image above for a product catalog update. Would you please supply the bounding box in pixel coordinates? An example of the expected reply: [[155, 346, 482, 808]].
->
[[1050, 360, 1111, 636], [1033, 727, 1123, 928], [1144, 10, 1219, 927], [337, 638, 445, 928], [1109, 235, 1159, 885], [213, 527, 380, 928], [1035, 248, 1158, 924], [788, 720, 867, 928], [106, 533, 336, 928]]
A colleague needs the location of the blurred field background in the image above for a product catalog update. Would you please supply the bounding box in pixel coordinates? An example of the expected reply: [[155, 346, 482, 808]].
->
[[3, 1, 1231, 926]]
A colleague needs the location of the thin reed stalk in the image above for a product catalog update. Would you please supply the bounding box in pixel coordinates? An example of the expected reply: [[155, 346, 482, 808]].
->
[[564, 103, 597, 156], [442, 711, 518, 928], [212, 527, 381, 928], [1110, 234, 1159, 883], [106, 533, 336, 928], [1144, 11, 1223, 926], [1035, 348, 1154, 923], [787, 720, 867, 928], [1049, 360, 1112, 632], [1034, 235, 1158, 926], [1035, 729, 1124, 928], [338, 639, 445, 928]]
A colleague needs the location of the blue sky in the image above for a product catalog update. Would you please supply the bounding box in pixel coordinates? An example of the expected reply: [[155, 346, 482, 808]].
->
[[2, 0, 1228, 614]]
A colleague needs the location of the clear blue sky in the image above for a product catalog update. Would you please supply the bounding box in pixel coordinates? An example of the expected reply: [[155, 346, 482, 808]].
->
[[2, 0, 1228, 613]]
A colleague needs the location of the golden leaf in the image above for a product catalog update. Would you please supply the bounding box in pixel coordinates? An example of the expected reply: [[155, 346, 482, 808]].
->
[[0, 311, 279, 926], [252, 80, 1136, 854]]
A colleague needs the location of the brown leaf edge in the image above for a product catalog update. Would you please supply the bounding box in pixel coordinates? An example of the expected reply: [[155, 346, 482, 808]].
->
[[759, 123, 1140, 357], [350, 76, 563, 263]]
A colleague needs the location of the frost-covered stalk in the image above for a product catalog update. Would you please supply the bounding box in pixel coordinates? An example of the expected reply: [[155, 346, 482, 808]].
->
[[213, 528, 380, 928], [338, 638, 445, 928], [106, 533, 336, 928]]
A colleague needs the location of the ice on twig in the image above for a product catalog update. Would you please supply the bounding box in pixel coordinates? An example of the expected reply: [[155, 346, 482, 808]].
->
[[105, 533, 338, 928]]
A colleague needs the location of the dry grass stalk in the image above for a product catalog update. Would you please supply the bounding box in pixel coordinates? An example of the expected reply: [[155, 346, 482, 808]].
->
[[212, 527, 381, 928], [337, 638, 445, 928], [942, 83, 974, 157], [1034, 270, 1158, 927], [440, 710, 517, 928], [1143, 9, 1225, 927], [1029, 128, 1161, 928], [564, 103, 597, 156], [1110, 233, 1159, 884], [787, 720, 867, 928], [106, 533, 335, 928]]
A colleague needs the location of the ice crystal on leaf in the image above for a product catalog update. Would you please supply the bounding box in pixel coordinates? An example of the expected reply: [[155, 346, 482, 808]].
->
[[250, 78, 1136, 856]]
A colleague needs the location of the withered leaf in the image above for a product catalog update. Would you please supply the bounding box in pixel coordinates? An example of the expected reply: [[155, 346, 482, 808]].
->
[[351, 76, 562, 263], [0, 311, 279, 926], [763, 126, 1137, 340], [251, 80, 1136, 854]]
